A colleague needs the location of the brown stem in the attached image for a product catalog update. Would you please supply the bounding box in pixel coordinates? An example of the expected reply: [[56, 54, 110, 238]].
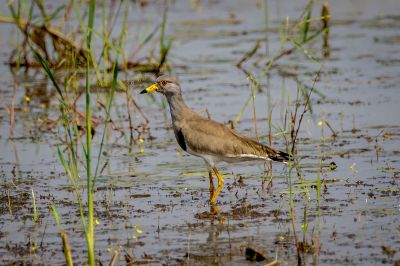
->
[[236, 41, 261, 67], [264, 47, 295, 70], [291, 68, 322, 154], [60, 229, 74, 266], [0, 16, 89, 62], [290, 206, 302, 265]]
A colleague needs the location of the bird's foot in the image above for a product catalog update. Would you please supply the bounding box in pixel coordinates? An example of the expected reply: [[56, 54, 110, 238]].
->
[[209, 203, 225, 224], [210, 204, 219, 214]]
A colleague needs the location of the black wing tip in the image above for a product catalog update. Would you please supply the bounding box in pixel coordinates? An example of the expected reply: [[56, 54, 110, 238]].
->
[[274, 150, 291, 162], [140, 89, 147, 94]]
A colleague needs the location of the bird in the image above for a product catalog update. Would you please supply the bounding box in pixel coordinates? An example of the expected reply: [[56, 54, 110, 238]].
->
[[140, 75, 290, 205]]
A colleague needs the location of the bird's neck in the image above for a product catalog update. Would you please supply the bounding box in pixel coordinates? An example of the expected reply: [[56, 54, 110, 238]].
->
[[166, 93, 193, 122]]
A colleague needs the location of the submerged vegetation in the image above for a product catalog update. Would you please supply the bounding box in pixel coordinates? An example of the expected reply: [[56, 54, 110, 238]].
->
[[1, 0, 399, 265]]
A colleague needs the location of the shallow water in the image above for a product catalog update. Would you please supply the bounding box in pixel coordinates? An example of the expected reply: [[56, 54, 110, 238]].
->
[[1, 0, 400, 265]]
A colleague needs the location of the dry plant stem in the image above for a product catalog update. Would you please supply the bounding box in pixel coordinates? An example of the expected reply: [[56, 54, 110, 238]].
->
[[325, 120, 337, 137], [291, 208, 301, 263], [109, 250, 119, 266], [9, 81, 16, 137], [39, 216, 49, 248], [0, 17, 89, 61], [288, 172, 301, 264], [124, 76, 135, 146], [289, 89, 301, 155], [321, 2, 330, 57], [60, 229, 74, 266], [250, 81, 259, 141], [265, 259, 279, 266], [236, 41, 261, 67], [264, 48, 295, 70], [257, 2, 325, 71], [290, 67, 322, 154], [57, 0, 74, 30]]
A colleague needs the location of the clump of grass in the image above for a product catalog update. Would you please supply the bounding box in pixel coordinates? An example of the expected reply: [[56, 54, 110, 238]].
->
[[235, 0, 331, 143], [281, 69, 325, 264], [233, 2, 333, 264], [287, 72, 319, 155], [2, 0, 172, 76], [4, 1, 89, 68], [28, 0, 122, 263], [236, 0, 329, 75], [4, 1, 167, 156]]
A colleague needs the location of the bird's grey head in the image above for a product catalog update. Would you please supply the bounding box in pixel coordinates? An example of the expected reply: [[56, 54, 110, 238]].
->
[[140, 75, 181, 97]]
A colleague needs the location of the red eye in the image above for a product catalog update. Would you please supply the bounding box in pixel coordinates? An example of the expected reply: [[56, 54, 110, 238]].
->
[[160, 80, 167, 86]]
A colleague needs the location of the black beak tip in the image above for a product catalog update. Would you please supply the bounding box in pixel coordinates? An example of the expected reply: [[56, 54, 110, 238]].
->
[[140, 89, 147, 94]]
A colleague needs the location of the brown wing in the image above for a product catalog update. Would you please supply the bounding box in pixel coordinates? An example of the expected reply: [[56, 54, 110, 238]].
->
[[180, 116, 289, 162]]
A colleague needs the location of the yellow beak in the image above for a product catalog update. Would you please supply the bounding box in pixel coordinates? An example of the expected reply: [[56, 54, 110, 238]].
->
[[140, 83, 158, 94]]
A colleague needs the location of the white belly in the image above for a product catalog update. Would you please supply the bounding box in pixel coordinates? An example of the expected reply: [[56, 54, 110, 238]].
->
[[185, 145, 269, 167]]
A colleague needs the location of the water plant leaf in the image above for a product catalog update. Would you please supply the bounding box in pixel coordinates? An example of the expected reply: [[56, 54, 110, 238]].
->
[[44, 4, 66, 24], [51, 205, 61, 227], [301, 3, 312, 43], [31, 48, 65, 102]]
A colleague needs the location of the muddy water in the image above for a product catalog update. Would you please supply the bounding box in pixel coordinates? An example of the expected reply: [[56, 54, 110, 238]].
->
[[1, 0, 400, 265]]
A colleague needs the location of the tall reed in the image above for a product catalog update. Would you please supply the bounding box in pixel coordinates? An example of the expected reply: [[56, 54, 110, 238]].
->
[[29, 0, 119, 263], [85, 1, 95, 264]]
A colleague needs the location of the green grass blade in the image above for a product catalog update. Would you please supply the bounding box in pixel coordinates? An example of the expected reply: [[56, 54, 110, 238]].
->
[[31, 48, 65, 102], [86, 1, 96, 265], [143, 25, 161, 46], [28, 0, 34, 21], [234, 92, 252, 126], [87, 0, 95, 48], [301, 2, 312, 43], [51, 205, 61, 227], [44, 4, 66, 23], [93, 61, 118, 188], [51, 205, 74, 266], [57, 146, 74, 183]]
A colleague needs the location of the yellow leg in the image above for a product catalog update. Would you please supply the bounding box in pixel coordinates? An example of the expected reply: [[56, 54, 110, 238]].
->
[[210, 203, 220, 214], [210, 166, 224, 204]]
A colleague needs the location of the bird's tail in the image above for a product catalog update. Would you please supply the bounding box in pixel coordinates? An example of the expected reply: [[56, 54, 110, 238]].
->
[[271, 150, 291, 163]]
